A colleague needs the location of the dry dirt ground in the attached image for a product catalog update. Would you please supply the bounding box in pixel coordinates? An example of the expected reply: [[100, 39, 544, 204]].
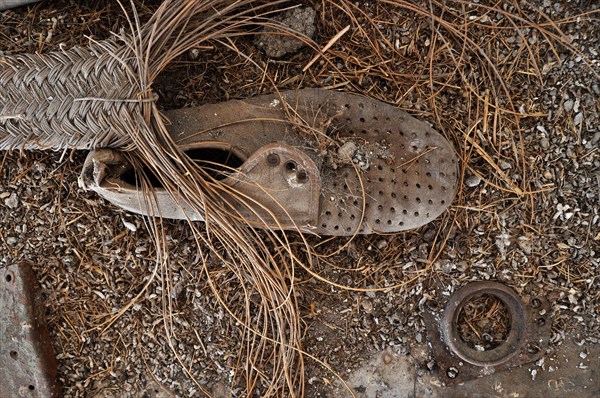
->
[[1, 0, 598, 397]]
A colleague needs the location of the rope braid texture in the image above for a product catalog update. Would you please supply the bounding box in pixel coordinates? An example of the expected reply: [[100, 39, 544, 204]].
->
[[1, 1, 309, 396], [0, 42, 138, 150]]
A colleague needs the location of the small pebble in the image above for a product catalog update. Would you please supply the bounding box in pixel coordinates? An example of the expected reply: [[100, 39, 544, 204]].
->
[[256, 6, 317, 58], [456, 261, 469, 272], [4, 193, 18, 209], [422, 228, 437, 242], [361, 300, 373, 314], [441, 260, 455, 274], [338, 141, 357, 158], [465, 175, 481, 187], [188, 48, 200, 60], [376, 239, 388, 250], [563, 99, 574, 112], [122, 219, 138, 232]]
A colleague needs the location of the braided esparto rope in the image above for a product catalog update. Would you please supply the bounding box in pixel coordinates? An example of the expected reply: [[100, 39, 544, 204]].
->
[[0, 40, 143, 151]]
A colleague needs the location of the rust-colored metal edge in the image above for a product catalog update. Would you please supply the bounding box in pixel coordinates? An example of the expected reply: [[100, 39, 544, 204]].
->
[[1, 261, 60, 397], [423, 281, 552, 385]]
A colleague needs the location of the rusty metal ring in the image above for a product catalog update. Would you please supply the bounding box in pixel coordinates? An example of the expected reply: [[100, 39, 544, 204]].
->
[[440, 281, 527, 367]]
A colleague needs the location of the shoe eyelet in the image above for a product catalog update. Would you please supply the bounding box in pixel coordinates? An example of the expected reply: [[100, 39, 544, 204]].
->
[[285, 161, 297, 171], [267, 153, 280, 166], [297, 170, 308, 183]]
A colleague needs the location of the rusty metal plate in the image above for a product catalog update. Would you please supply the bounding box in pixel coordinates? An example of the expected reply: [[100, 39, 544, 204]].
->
[[1, 262, 60, 397], [423, 281, 552, 385]]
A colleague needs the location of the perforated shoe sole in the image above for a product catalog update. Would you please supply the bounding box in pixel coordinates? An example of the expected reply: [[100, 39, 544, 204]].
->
[[80, 88, 459, 236]]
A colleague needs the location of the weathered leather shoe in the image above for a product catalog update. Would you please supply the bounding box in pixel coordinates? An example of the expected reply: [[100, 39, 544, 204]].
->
[[80, 88, 459, 236]]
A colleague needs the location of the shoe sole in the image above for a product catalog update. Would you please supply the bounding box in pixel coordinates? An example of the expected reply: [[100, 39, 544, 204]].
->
[[81, 89, 459, 235]]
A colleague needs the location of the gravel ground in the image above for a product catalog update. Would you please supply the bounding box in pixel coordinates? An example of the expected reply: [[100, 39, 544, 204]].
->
[[1, 0, 598, 397]]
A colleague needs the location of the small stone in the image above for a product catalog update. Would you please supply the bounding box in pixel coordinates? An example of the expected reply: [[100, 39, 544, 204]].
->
[[361, 300, 373, 314], [338, 141, 357, 159], [256, 7, 317, 58], [441, 260, 455, 274], [465, 175, 481, 187], [422, 228, 437, 242], [563, 99, 574, 112], [573, 98, 580, 113], [376, 239, 388, 250], [573, 112, 583, 127], [456, 261, 469, 272], [122, 219, 137, 232], [517, 236, 532, 255], [4, 192, 18, 209], [188, 48, 200, 60]]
